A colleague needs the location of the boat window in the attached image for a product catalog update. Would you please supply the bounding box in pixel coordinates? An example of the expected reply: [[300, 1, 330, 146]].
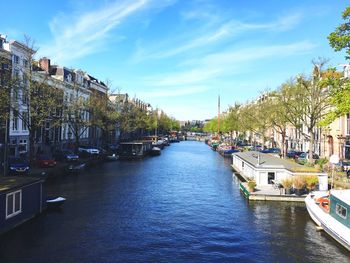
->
[[6, 190, 22, 219], [336, 203, 347, 219]]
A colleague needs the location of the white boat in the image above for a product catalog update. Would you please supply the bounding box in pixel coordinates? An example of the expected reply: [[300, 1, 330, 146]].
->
[[46, 196, 66, 209], [150, 147, 161, 156], [305, 190, 350, 251]]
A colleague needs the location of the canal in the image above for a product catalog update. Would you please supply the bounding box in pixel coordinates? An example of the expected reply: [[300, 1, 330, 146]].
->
[[0, 141, 349, 262]]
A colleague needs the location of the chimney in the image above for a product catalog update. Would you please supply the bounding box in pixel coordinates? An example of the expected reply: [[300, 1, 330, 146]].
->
[[39, 57, 51, 73]]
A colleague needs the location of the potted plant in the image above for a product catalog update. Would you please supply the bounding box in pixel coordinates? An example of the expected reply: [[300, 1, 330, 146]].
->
[[281, 178, 293, 195], [247, 180, 257, 192], [293, 176, 306, 196], [305, 174, 318, 192]]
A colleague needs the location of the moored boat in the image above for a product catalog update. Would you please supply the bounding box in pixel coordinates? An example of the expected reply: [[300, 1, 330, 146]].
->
[[150, 147, 161, 156], [305, 190, 350, 251], [46, 196, 66, 210]]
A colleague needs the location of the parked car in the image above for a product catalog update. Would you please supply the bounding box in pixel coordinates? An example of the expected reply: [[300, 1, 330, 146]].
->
[[297, 152, 319, 164], [286, 150, 304, 159], [78, 146, 100, 156], [261, 148, 281, 154], [335, 160, 350, 171], [54, 149, 79, 162], [8, 157, 30, 175], [35, 155, 57, 168]]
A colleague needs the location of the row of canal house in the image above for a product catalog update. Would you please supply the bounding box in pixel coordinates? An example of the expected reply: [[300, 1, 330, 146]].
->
[[0, 34, 152, 159], [0, 35, 154, 234], [230, 64, 350, 162]]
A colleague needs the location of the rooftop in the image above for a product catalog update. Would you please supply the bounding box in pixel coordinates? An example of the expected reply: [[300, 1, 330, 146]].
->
[[233, 151, 320, 173], [0, 176, 43, 193]]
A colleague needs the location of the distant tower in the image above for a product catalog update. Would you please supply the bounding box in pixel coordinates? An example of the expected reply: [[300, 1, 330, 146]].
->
[[218, 95, 220, 134]]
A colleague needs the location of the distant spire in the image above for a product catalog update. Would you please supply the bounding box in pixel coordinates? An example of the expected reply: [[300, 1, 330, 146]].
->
[[218, 95, 220, 134]]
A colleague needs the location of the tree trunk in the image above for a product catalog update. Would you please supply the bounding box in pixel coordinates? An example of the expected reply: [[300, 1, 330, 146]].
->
[[309, 131, 315, 164], [281, 129, 286, 158], [29, 131, 36, 165]]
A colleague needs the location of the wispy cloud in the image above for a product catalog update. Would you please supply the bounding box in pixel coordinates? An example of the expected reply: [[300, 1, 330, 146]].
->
[[138, 85, 210, 98], [137, 41, 316, 91], [39, 0, 152, 64], [131, 13, 303, 63]]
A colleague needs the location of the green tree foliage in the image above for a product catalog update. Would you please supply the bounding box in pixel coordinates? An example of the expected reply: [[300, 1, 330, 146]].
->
[[62, 73, 92, 149], [328, 7, 350, 59], [10, 37, 63, 161], [203, 118, 218, 133], [89, 91, 119, 146], [273, 60, 332, 163]]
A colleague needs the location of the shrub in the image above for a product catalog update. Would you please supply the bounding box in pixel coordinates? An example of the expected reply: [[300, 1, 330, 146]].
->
[[293, 176, 306, 189], [248, 180, 256, 191], [305, 175, 318, 190], [281, 178, 293, 189], [316, 158, 328, 170]]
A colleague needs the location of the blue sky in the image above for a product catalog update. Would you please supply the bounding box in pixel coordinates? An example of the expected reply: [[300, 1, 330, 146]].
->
[[1, 0, 348, 121]]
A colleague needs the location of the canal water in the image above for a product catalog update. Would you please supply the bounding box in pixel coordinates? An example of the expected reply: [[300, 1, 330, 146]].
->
[[0, 141, 349, 262]]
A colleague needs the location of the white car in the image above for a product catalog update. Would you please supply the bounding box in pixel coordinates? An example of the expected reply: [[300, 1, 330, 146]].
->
[[78, 146, 100, 155]]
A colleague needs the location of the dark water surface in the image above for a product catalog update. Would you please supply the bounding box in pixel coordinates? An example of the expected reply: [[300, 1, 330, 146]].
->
[[0, 141, 349, 262]]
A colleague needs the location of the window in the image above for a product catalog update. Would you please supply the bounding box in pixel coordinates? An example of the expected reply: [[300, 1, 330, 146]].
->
[[336, 204, 347, 219], [13, 69, 20, 80], [22, 112, 28, 130], [22, 74, 28, 86], [6, 190, 22, 219], [23, 59, 28, 68], [1, 63, 9, 70], [13, 55, 19, 64], [22, 89, 28, 104], [268, 172, 275, 184], [12, 112, 18, 131]]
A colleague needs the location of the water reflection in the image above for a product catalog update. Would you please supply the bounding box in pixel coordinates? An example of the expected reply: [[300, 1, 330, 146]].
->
[[0, 141, 349, 262]]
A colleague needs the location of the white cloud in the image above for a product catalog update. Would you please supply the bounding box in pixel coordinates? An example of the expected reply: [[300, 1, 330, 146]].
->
[[39, 0, 152, 64], [136, 41, 316, 92], [138, 85, 211, 98], [131, 13, 303, 63]]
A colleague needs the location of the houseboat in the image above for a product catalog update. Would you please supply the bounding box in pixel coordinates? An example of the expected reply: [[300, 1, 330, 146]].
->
[[118, 141, 152, 160], [0, 176, 45, 234], [232, 151, 327, 187], [305, 190, 350, 251]]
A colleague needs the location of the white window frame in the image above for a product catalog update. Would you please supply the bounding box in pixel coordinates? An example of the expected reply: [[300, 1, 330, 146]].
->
[[13, 55, 19, 64], [6, 190, 22, 219], [336, 203, 347, 219], [12, 112, 18, 131]]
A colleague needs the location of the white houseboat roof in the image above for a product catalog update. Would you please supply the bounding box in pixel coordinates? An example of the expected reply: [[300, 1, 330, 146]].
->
[[233, 151, 306, 172], [331, 190, 350, 204]]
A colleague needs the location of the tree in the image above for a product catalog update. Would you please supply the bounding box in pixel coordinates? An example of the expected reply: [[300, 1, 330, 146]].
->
[[267, 91, 290, 157], [9, 36, 63, 161], [63, 73, 91, 149], [89, 90, 119, 147], [280, 59, 332, 163], [321, 68, 349, 124], [328, 7, 350, 59]]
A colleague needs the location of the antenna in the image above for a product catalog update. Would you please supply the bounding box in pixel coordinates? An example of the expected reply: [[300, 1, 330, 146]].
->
[[218, 95, 220, 134]]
